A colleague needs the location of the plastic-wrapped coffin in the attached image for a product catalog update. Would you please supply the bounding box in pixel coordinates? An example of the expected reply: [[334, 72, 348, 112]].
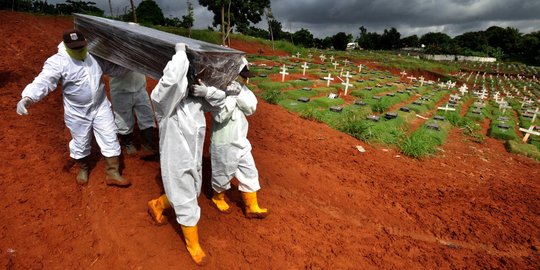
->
[[74, 13, 245, 90]]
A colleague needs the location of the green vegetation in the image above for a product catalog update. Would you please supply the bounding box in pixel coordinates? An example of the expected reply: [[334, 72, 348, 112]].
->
[[506, 140, 540, 161]]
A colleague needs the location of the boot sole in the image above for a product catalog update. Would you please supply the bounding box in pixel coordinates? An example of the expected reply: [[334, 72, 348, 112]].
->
[[244, 210, 269, 219]]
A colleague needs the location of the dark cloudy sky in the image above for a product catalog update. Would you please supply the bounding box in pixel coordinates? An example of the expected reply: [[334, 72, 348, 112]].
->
[[60, 0, 540, 38]]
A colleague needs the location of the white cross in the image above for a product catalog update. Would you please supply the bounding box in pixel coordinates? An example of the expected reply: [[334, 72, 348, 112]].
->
[[400, 70, 407, 77], [319, 54, 326, 62], [418, 76, 425, 87], [301, 62, 309, 76], [323, 73, 334, 87], [342, 78, 353, 96], [295, 52, 301, 58], [459, 84, 468, 96], [333, 61, 339, 70], [519, 125, 539, 143], [308, 53, 313, 58], [329, 55, 335, 62], [438, 104, 456, 113], [407, 75, 416, 83], [342, 59, 350, 66], [358, 64, 363, 73], [339, 67, 344, 77], [529, 107, 539, 123], [343, 71, 353, 81], [450, 94, 461, 101], [438, 82, 446, 89], [279, 65, 289, 82]]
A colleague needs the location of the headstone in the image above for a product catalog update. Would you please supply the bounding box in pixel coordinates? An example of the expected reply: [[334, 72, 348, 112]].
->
[[372, 96, 382, 100], [302, 87, 311, 91], [386, 93, 395, 97], [355, 100, 367, 106], [497, 123, 510, 129], [365, 87, 372, 91], [412, 101, 423, 106], [497, 116, 509, 122], [328, 93, 339, 99], [357, 79, 365, 83], [297, 97, 310, 103], [434, 115, 445, 121], [400, 107, 410, 112], [259, 73, 268, 78], [426, 123, 440, 131], [329, 106, 343, 112], [367, 115, 380, 122], [384, 112, 398, 120]]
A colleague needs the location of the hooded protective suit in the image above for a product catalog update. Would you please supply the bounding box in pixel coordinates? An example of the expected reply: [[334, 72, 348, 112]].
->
[[151, 45, 226, 226], [210, 81, 260, 193], [21, 42, 120, 159], [109, 70, 156, 135]]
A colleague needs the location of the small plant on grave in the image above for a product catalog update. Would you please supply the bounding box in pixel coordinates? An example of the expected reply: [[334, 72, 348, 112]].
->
[[400, 128, 444, 158], [371, 99, 393, 113], [260, 89, 283, 104], [445, 112, 461, 126], [335, 111, 374, 141], [299, 107, 324, 122]]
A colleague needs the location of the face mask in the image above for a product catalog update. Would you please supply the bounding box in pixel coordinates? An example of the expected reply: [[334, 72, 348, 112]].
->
[[66, 46, 88, 61]]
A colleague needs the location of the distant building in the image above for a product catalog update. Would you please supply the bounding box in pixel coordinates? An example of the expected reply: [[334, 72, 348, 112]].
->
[[346, 42, 359, 50]]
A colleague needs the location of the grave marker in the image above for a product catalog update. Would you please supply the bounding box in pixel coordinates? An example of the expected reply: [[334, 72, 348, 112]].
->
[[519, 125, 540, 143], [333, 61, 339, 70], [407, 75, 416, 84], [279, 65, 289, 82], [301, 62, 309, 76], [459, 84, 468, 96], [358, 64, 363, 73], [323, 73, 334, 87], [297, 97, 310, 103], [418, 76, 425, 86], [342, 78, 353, 96], [400, 70, 407, 77], [438, 104, 456, 113]]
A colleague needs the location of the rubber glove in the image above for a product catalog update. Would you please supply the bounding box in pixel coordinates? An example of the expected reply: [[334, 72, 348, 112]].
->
[[16, 97, 33, 115], [225, 81, 242, 96], [191, 80, 208, 97], [175, 42, 187, 52]]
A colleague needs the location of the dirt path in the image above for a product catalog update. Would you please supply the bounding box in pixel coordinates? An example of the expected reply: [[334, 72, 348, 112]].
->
[[0, 11, 539, 270]]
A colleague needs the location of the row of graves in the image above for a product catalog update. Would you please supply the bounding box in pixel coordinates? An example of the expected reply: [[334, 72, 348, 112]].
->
[[452, 68, 540, 158], [245, 52, 477, 157], [458, 62, 540, 77]]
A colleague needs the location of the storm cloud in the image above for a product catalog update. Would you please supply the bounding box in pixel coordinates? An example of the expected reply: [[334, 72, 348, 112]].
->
[[55, 0, 539, 38]]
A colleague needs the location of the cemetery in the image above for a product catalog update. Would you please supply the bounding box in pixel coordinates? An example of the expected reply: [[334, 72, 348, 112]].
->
[[0, 11, 538, 270]]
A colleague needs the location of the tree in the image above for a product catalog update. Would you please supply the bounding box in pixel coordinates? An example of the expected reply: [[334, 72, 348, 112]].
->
[[332, 32, 352, 51], [136, 0, 165, 25], [199, 0, 271, 45], [419, 32, 453, 53], [356, 26, 381, 50], [454, 31, 488, 52], [400, 35, 419, 48], [293, 28, 314, 48], [380, 27, 401, 49], [180, 0, 194, 37]]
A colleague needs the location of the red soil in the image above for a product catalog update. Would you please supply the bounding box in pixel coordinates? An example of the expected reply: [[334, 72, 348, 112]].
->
[[1, 12, 539, 269]]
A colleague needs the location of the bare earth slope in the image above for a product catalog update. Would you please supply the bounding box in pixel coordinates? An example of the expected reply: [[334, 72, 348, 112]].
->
[[0, 11, 538, 269]]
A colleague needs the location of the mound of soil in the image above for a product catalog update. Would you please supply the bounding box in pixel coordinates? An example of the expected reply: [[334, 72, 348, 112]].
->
[[0, 11, 538, 269]]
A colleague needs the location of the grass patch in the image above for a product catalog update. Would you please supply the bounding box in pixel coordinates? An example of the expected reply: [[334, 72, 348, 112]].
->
[[506, 140, 540, 161]]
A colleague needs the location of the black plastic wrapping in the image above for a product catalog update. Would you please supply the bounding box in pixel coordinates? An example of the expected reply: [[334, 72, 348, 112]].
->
[[74, 14, 245, 89]]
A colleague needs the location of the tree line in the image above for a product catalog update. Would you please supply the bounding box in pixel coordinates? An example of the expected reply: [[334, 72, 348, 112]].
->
[[4, 0, 539, 65]]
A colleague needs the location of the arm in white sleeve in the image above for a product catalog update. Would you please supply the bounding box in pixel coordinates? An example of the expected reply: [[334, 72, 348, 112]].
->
[[235, 85, 257, 116], [212, 96, 238, 123], [21, 55, 63, 102], [203, 86, 226, 110], [150, 49, 190, 121]]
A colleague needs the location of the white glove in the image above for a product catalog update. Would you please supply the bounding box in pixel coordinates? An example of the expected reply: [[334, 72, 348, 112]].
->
[[16, 97, 33, 115], [175, 42, 187, 52], [191, 80, 208, 97], [225, 81, 242, 96]]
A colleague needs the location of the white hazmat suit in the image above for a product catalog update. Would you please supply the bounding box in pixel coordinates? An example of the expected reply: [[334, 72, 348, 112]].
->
[[109, 70, 156, 135], [21, 42, 120, 159], [210, 81, 260, 193], [150, 44, 226, 226]]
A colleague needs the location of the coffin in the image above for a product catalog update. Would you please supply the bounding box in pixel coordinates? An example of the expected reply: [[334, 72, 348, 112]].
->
[[74, 14, 245, 89]]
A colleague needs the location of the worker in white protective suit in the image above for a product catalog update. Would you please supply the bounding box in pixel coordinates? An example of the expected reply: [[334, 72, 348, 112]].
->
[[209, 57, 268, 219], [108, 68, 157, 155], [16, 29, 130, 187], [147, 43, 226, 266]]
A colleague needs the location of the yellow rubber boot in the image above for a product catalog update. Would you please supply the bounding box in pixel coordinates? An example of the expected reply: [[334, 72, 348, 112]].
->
[[147, 194, 170, 225], [241, 192, 268, 219], [211, 191, 231, 214], [181, 225, 207, 266]]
